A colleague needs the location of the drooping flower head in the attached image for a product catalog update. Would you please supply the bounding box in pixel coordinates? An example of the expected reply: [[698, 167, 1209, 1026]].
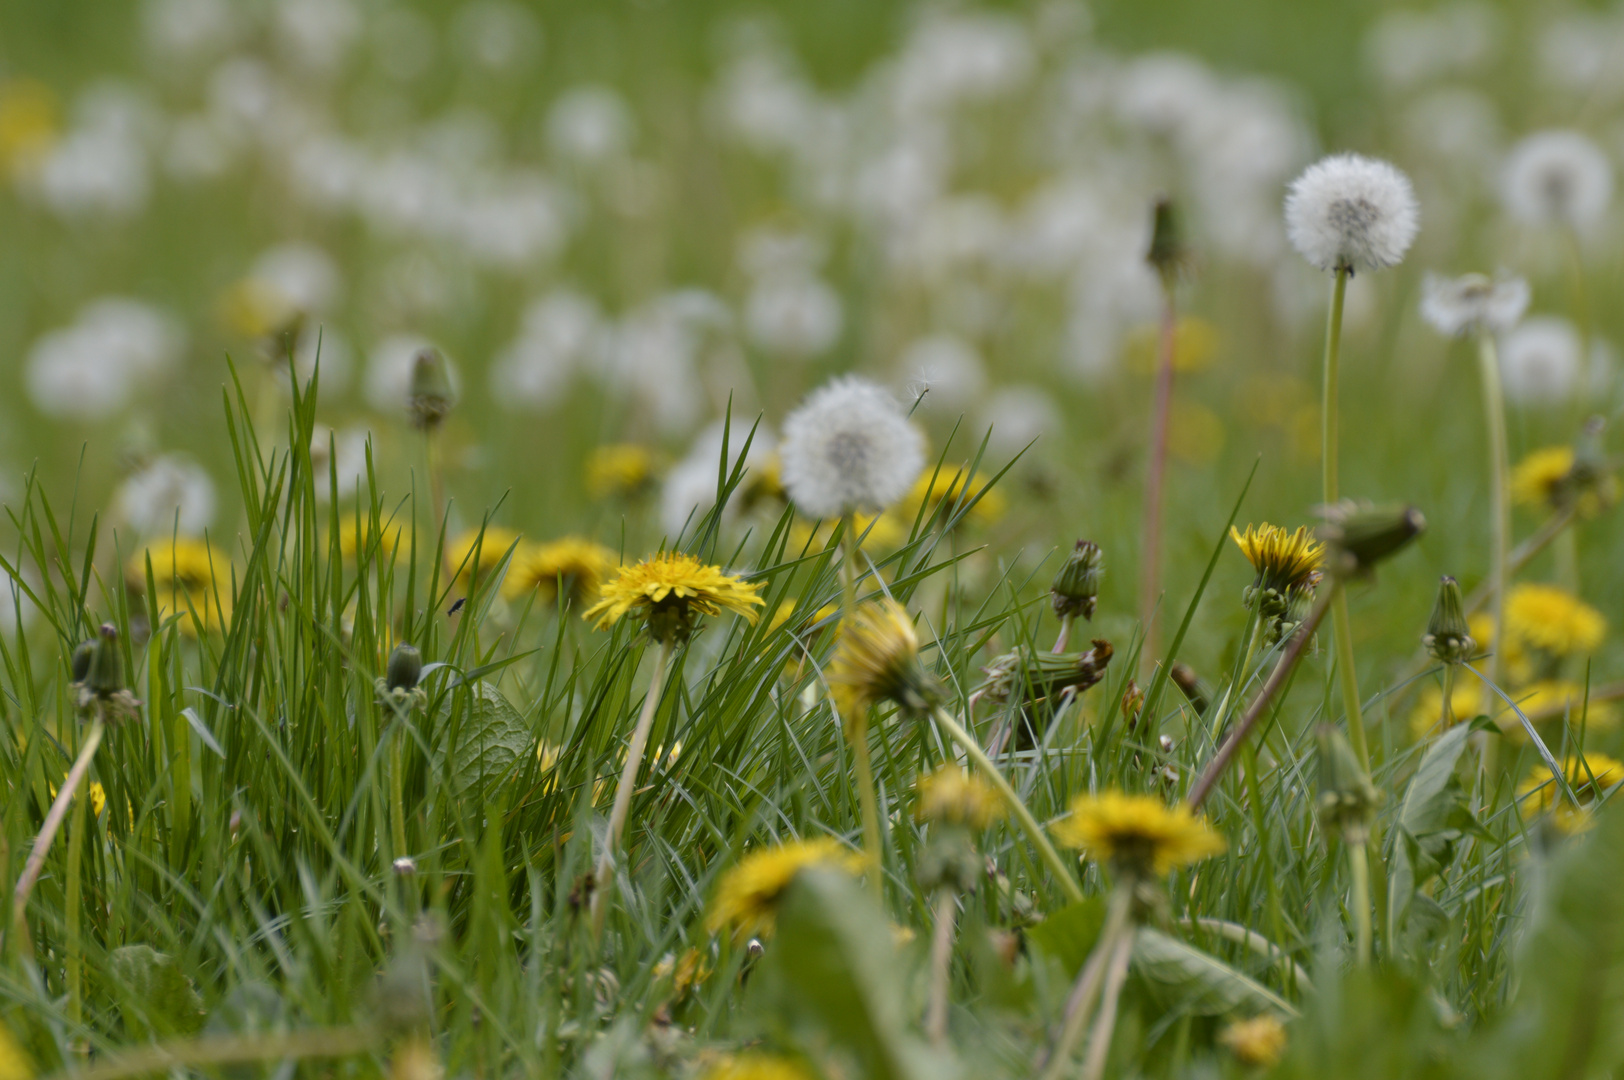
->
[[1284, 153, 1419, 273], [1501, 130, 1614, 230], [1517, 752, 1624, 833], [127, 538, 233, 635], [915, 765, 1003, 830], [779, 375, 926, 519], [1505, 583, 1606, 657], [1419, 272, 1529, 337], [706, 837, 859, 940], [827, 598, 941, 730], [502, 537, 617, 608], [1050, 790, 1225, 879], [583, 550, 763, 644]]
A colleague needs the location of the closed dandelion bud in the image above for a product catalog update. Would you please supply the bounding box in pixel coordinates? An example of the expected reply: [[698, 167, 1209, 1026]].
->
[[1170, 662, 1211, 716], [387, 643, 424, 693], [87, 623, 123, 699], [406, 348, 455, 431], [71, 639, 95, 683], [1051, 540, 1103, 620], [1424, 577, 1474, 664], [1316, 725, 1378, 844], [1146, 196, 1190, 282], [1317, 501, 1425, 578]]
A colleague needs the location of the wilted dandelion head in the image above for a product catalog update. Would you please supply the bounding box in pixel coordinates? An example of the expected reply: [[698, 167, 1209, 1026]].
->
[[706, 838, 858, 940], [1050, 790, 1225, 879], [827, 598, 940, 729], [1502, 130, 1613, 230], [779, 375, 925, 519], [1219, 1014, 1288, 1069], [1284, 152, 1419, 272], [502, 537, 618, 607], [582, 550, 763, 644], [1419, 272, 1529, 337], [1517, 752, 1624, 833], [915, 765, 1003, 829], [1505, 583, 1606, 656]]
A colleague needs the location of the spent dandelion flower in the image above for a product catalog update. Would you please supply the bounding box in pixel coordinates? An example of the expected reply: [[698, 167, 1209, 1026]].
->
[[1284, 153, 1419, 273], [502, 537, 617, 607], [1419, 272, 1530, 337], [585, 443, 658, 501], [916, 766, 1003, 830], [706, 838, 859, 940], [1220, 1015, 1288, 1069], [1050, 790, 1225, 879], [779, 375, 925, 518], [1502, 130, 1613, 230], [583, 550, 763, 644], [1518, 752, 1624, 832], [827, 597, 941, 728], [1505, 583, 1606, 656]]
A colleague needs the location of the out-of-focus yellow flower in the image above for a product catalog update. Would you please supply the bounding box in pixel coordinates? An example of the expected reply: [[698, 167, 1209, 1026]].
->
[[583, 551, 763, 644], [1517, 752, 1624, 833], [446, 527, 522, 585], [706, 838, 860, 940], [0, 77, 58, 179], [903, 466, 1006, 527], [584, 444, 658, 501], [1511, 445, 1618, 519], [127, 539, 234, 636], [1409, 678, 1485, 738], [218, 277, 302, 340], [502, 537, 617, 608], [1235, 375, 1310, 429], [916, 765, 1003, 829], [738, 453, 786, 513], [790, 511, 906, 552], [1051, 790, 1225, 878], [652, 946, 712, 999], [1505, 583, 1606, 657], [1219, 1014, 1288, 1068], [1125, 317, 1219, 374], [0, 1016, 35, 1080], [1169, 400, 1225, 465], [698, 1053, 817, 1080], [1498, 680, 1618, 736]]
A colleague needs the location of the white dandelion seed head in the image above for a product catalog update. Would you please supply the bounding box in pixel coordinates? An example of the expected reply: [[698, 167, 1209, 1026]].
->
[[980, 384, 1061, 457], [1499, 316, 1581, 405], [115, 454, 217, 536], [489, 289, 603, 412], [1419, 272, 1529, 337], [249, 243, 343, 316], [898, 333, 986, 411], [1284, 153, 1420, 272], [1501, 130, 1613, 230], [547, 85, 635, 163], [780, 376, 925, 519], [743, 272, 843, 358]]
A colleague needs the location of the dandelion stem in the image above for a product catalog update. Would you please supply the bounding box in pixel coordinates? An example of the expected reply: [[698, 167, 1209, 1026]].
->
[[839, 514, 886, 885], [591, 639, 674, 939], [1439, 662, 1456, 732], [1080, 927, 1136, 1080], [388, 709, 410, 864], [1052, 613, 1072, 655], [931, 706, 1083, 903], [425, 429, 447, 537], [1349, 840, 1372, 966], [66, 777, 88, 1029], [926, 888, 958, 1043], [1140, 288, 1178, 671], [1477, 330, 1510, 693], [1188, 586, 1337, 809], [12, 716, 105, 955], [1208, 611, 1261, 739], [1040, 885, 1130, 1079]]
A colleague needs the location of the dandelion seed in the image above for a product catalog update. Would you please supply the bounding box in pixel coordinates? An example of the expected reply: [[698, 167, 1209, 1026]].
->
[[779, 375, 925, 518], [1502, 130, 1613, 230], [1050, 790, 1225, 879], [1284, 152, 1419, 272], [1419, 272, 1529, 337]]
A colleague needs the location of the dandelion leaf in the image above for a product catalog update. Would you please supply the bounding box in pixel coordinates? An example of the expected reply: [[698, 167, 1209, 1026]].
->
[[1130, 928, 1294, 1018], [433, 680, 534, 803], [109, 944, 205, 1036]]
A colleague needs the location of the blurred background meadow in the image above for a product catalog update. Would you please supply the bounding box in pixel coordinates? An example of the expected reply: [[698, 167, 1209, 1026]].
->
[[4, 0, 1624, 1077]]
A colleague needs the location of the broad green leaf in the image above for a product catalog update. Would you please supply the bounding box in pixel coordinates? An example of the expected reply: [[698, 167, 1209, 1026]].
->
[[433, 681, 535, 803], [109, 944, 205, 1036], [1399, 724, 1471, 837], [1130, 928, 1296, 1018], [1025, 897, 1106, 978]]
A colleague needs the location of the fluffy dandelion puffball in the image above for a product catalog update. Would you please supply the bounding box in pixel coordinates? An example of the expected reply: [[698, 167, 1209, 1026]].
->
[[1284, 153, 1419, 272], [779, 375, 926, 518], [1051, 790, 1225, 878], [1499, 317, 1581, 405], [1419, 272, 1529, 337], [706, 838, 857, 939], [583, 550, 763, 642], [1501, 130, 1613, 230]]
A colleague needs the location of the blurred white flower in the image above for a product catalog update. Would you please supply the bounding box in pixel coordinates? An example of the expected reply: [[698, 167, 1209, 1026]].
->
[[780, 375, 924, 518], [743, 272, 843, 359], [283, 324, 352, 394], [1399, 88, 1501, 172], [1499, 316, 1581, 404], [275, 0, 362, 73], [453, 172, 570, 268], [893, 10, 1034, 115], [116, 455, 216, 536], [1419, 272, 1529, 338], [1538, 12, 1624, 103], [141, 0, 240, 63], [980, 385, 1061, 457], [37, 123, 149, 218], [1363, 3, 1500, 92], [287, 134, 367, 212], [597, 296, 722, 434], [660, 419, 777, 537], [451, 1, 542, 73], [1113, 52, 1215, 139], [490, 290, 603, 411], [547, 86, 635, 163], [898, 333, 985, 411], [163, 114, 241, 181], [366, 335, 457, 415], [251, 243, 343, 315], [1501, 130, 1613, 230], [737, 226, 826, 277], [25, 299, 184, 419], [1284, 153, 1419, 272]]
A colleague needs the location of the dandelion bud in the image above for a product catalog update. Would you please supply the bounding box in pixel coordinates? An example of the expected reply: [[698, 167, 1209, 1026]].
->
[[1170, 662, 1211, 716], [406, 348, 455, 431], [71, 639, 95, 683], [1050, 540, 1103, 620], [387, 643, 424, 693], [1316, 724, 1378, 844], [87, 623, 123, 699], [1424, 576, 1474, 664], [1317, 502, 1426, 578], [1146, 196, 1190, 283]]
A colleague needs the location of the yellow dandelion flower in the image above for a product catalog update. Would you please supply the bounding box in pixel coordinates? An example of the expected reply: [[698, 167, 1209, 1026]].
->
[[1497, 680, 1618, 736], [916, 765, 1003, 829], [1505, 583, 1606, 657], [1050, 790, 1225, 878], [218, 277, 300, 340], [502, 537, 617, 607], [585, 444, 658, 501], [1510, 445, 1619, 519], [1230, 523, 1323, 597], [699, 1053, 818, 1080], [1125, 316, 1219, 375], [582, 551, 764, 644], [1518, 752, 1624, 832], [1219, 1014, 1288, 1068], [904, 466, 1006, 527], [446, 527, 522, 585], [827, 598, 940, 729], [0, 77, 58, 179], [652, 946, 712, 999], [336, 517, 405, 562], [0, 1018, 34, 1080], [706, 838, 858, 939], [791, 511, 906, 553], [88, 781, 108, 820], [127, 539, 234, 636]]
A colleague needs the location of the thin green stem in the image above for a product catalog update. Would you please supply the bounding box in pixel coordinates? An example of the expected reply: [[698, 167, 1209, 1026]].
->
[[389, 714, 410, 862], [1208, 611, 1261, 738], [1478, 330, 1510, 692], [66, 780, 88, 1029], [926, 888, 958, 1044], [1080, 927, 1136, 1080], [1349, 840, 1372, 966], [931, 706, 1083, 903], [852, 720, 884, 883], [1041, 885, 1131, 1080]]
